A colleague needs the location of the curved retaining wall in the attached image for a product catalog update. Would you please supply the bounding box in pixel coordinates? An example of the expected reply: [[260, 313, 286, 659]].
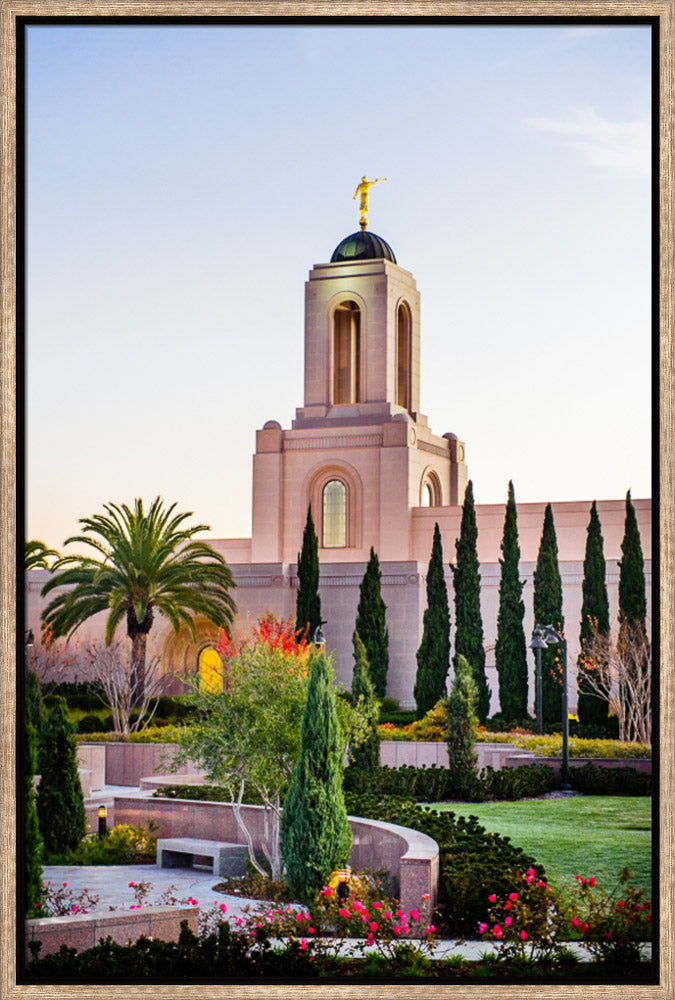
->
[[112, 795, 438, 920]]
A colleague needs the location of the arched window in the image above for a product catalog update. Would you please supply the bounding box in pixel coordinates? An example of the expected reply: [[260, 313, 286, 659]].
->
[[198, 646, 223, 694], [420, 470, 441, 507], [397, 302, 411, 410], [322, 479, 347, 548], [333, 301, 361, 405]]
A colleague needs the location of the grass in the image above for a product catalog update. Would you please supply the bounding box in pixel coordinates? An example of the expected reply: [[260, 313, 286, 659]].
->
[[430, 796, 652, 901]]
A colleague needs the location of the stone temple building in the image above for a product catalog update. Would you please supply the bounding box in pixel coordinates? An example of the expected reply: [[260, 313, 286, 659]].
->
[[25, 223, 651, 713]]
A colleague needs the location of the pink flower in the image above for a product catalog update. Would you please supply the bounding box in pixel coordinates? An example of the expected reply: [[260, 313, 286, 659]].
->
[[424, 925, 436, 935], [519, 930, 528, 941], [366, 933, 375, 947], [62, 883, 68, 887], [508, 893, 519, 901], [70, 904, 79, 913], [393, 926, 402, 936], [421, 893, 430, 900], [488, 894, 497, 903], [494, 925, 503, 939], [372, 901, 381, 909], [504, 916, 512, 927], [128, 881, 135, 888], [338, 907, 349, 919], [572, 917, 581, 928], [219, 903, 227, 913], [396, 908, 404, 918], [582, 922, 589, 933], [234, 918, 244, 926], [589, 877, 596, 887], [383, 910, 392, 920], [307, 926, 315, 934], [369, 921, 378, 932], [320, 886, 331, 897], [409, 908, 419, 921], [300, 939, 308, 951], [478, 923, 488, 935], [526, 868, 535, 876]]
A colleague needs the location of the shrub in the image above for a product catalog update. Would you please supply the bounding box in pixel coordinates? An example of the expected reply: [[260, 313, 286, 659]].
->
[[563, 868, 651, 968], [569, 763, 651, 796], [343, 790, 544, 937], [48, 823, 158, 866], [444, 655, 479, 799], [479, 867, 565, 965], [37, 696, 87, 858], [77, 713, 113, 734]]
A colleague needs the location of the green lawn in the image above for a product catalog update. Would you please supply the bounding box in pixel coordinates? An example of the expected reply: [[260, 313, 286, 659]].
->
[[431, 796, 652, 901]]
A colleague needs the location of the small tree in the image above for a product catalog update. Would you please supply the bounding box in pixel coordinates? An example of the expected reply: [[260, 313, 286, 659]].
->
[[82, 641, 171, 734], [355, 548, 389, 698], [36, 696, 86, 857], [618, 491, 649, 741], [414, 523, 451, 718], [443, 654, 480, 800], [577, 502, 611, 728], [495, 482, 528, 722], [349, 631, 380, 772], [452, 481, 490, 721], [281, 648, 352, 901], [296, 506, 322, 641], [578, 619, 651, 743], [533, 504, 564, 726], [175, 617, 311, 880]]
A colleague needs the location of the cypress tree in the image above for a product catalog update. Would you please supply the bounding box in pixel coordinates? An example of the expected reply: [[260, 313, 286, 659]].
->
[[533, 504, 565, 726], [618, 491, 647, 630], [350, 631, 380, 771], [355, 548, 389, 698], [36, 696, 87, 857], [577, 501, 610, 728], [617, 490, 649, 740], [414, 523, 451, 719], [280, 649, 352, 901], [495, 482, 528, 722], [452, 481, 490, 721], [23, 673, 43, 916], [444, 654, 480, 800], [296, 506, 321, 641]]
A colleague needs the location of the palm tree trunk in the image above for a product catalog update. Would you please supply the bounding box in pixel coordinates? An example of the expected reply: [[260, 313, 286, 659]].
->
[[130, 632, 147, 706]]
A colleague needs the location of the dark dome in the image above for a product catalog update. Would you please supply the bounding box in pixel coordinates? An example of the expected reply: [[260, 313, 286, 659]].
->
[[331, 230, 397, 264]]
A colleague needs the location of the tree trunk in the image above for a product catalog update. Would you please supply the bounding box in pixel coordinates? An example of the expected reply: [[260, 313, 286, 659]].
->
[[130, 631, 147, 705]]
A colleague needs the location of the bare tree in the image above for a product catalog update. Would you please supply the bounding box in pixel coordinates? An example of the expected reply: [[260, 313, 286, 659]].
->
[[25, 628, 83, 688], [83, 641, 171, 735], [578, 619, 651, 743]]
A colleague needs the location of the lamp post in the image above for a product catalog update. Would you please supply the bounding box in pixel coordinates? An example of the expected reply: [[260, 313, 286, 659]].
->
[[528, 627, 546, 735], [530, 624, 571, 790], [97, 805, 108, 839], [313, 621, 327, 647]]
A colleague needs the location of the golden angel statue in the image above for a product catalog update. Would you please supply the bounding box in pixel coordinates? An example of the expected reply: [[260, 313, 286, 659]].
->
[[353, 175, 387, 229]]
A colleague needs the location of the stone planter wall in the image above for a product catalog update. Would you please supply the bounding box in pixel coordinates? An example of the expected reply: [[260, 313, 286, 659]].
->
[[112, 795, 439, 919], [25, 905, 198, 965]]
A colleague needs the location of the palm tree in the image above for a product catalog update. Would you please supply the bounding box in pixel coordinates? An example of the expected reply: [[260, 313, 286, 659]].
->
[[25, 540, 60, 571], [41, 497, 236, 698]]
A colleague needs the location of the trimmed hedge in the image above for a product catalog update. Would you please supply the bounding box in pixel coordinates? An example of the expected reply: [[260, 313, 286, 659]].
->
[[344, 790, 545, 937], [570, 763, 651, 796], [343, 763, 557, 803]]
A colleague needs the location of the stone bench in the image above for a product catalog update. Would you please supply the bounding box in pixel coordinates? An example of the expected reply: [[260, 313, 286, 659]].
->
[[156, 837, 248, 877]]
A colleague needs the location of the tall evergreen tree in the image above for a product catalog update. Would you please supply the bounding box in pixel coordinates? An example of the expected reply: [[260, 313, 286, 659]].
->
[[296, 506, 322, 641], [355, 548, 389, 698], [577, 501, 610, 728], [618, 490, 649, 740], [414, 523, 451, 718], [452, 481, 490, 721], [36, 696, 86, 857], [350, 632, 380, 771], [444, 654, 480, 800], [532, 504, 565, 726], [618, 491, 647, 632], [280, 649, 352, 901], [495, 482, 528, 722], [23, 673, 43, 916]]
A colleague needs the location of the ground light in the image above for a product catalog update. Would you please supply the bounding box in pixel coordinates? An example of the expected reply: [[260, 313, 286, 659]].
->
[[97, 805, 108, 839], [529, 624, 571, 790]]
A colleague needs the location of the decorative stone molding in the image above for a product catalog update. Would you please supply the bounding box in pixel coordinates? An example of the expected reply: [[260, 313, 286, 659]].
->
[[284, 434, 383, 451]]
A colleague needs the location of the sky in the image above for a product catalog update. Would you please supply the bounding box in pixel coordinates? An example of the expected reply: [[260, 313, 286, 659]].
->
[[24, 21, 653, 552]]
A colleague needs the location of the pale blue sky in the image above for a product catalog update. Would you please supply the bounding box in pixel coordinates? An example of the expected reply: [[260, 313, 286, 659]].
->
[[25, 22, 653, 550]]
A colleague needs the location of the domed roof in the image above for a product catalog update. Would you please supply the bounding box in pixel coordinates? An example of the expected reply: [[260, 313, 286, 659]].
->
[[331, 230, 397, 264]]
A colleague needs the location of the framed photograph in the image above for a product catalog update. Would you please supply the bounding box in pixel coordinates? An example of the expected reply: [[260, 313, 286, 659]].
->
[[2, 3, 670, 997]]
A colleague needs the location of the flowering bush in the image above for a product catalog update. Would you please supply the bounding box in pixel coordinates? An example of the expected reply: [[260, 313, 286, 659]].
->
[[47, 823, 158, 865], [36, 880, 100, 918], [563, 867, 651, 967], [478, 868, 564, 964]]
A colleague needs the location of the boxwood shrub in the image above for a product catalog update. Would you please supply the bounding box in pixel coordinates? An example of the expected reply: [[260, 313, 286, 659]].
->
[[343, 763, 557, 803], [344, 790, 545, 937], [569, 762, 651, 796]]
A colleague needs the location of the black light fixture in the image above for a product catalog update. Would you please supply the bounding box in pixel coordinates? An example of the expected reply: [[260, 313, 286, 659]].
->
[[528, 627, 547, 735], [25, 629, 35, 647], [97, 804, 108, 839], [530, 624, 570, 790], [313, 621, 327, 646]]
